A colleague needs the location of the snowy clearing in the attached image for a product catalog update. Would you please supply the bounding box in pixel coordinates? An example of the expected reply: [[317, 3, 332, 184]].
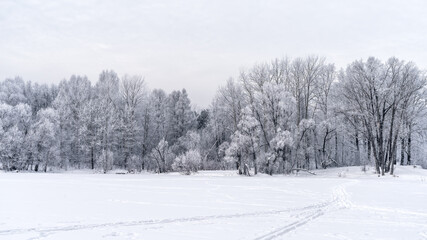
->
[[0, 166, 426, 240]]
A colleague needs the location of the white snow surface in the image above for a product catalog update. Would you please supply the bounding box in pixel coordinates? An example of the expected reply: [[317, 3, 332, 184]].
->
[[0, 166, 426, 240]]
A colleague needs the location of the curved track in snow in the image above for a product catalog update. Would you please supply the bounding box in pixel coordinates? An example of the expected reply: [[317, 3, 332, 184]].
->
[[253, 181, 355, 240]]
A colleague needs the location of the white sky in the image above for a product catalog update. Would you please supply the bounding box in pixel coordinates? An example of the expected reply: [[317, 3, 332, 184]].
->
[[1, 0, 427, 107]]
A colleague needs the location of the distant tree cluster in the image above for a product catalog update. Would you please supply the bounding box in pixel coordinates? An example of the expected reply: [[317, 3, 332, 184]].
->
[[1, 57, 426, 175]]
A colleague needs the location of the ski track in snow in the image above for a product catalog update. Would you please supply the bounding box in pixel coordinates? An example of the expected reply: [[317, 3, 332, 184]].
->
[[252, 181, 356, 240], [1, 169, 426, 240], [0, 181, 358, 240], [0, 199, 334, 238]]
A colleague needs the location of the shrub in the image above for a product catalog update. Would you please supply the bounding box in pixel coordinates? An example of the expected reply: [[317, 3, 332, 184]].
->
[[172, 150, 201, 175]]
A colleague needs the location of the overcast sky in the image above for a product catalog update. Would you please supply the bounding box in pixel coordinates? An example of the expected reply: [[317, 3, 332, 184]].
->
[[1, 0, 427, 107]]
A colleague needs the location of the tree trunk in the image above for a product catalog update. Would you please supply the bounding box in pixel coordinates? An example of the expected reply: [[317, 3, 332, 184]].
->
[[385, 142, 390, 173], [378, 120, 385, 176], [355, 130, 360, 166], [305, 152, 310, 170], [389, 126, 400, 175], [407, 124, 412, 165], [390, 139, 398, 175], [341, 141, 344, 166], [313, 129, 319, 169], [367, 137, 371, 165], [400, 137, 405, 165], [91, 146, 94, 170], [44, 152, 50, 173], [237, 153, 242, 175], [321, 132, 327, 169], [252, 151, 257, 175], [305, 135, 310, 170], [386, 108, 397, 173], [335, 132, 338, 166]]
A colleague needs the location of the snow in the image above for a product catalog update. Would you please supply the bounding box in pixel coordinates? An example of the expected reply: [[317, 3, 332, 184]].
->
[[0, 166, 426, 240]]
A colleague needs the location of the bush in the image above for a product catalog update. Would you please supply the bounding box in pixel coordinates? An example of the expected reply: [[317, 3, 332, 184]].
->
[[172, 150, 201, 175]]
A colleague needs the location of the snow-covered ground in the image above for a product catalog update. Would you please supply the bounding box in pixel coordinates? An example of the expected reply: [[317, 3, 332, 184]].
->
[[0, 166, 426, 240]]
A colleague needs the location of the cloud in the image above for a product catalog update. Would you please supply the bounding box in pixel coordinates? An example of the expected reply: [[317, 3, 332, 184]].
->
[[1, 0, 427, 107]]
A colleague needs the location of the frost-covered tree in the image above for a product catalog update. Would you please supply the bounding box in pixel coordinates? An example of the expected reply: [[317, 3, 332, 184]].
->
[[0, 77, 27, 106], [313, 64, 339, 169], [119, 75, 145, 169], [0, 126, 24, 171], [150, 139, 174, 173], [1, 56, 426, 174], [138, 91, 154, 170], [177, 130, 201, 152], [54, 75, 92, 169], [166, 89, 195, 146], [339, 57, 426, 175], [25, 82, 58, 116], [98, 149, 114, 173], [0, 103, 31, 171], [225, 132, 250, 176], [93, 70, 121, 171], [150, 89, 168, 143], [30, 108, 60, 172], [225, 107, 259, 175], [79, 98, 98, 169], [207, 79, 245, 167]]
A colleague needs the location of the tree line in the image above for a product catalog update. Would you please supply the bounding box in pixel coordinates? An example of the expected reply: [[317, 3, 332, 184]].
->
[[0, 56, 426, 175]]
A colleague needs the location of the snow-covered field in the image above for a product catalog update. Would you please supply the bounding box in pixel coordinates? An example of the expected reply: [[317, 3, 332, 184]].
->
[[0, 166, 426, 240]]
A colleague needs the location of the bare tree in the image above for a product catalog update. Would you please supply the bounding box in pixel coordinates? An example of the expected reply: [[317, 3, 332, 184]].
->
[[120, 75, 145, 169]]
